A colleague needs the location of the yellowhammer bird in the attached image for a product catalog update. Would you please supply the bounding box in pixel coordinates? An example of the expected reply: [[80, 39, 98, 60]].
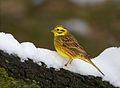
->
[[51, 25, 104, 76]]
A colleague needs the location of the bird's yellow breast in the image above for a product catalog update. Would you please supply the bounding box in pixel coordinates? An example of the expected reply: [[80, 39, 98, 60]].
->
[[55, 46, 70, 59]]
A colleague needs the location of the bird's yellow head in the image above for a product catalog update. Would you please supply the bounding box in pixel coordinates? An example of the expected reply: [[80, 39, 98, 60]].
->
[[51, 25, 68, 36]]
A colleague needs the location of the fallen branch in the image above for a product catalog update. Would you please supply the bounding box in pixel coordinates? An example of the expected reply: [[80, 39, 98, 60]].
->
[[0, 50, 116, 88]]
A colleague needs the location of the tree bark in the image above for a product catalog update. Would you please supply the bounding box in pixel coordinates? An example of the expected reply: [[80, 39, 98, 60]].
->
[[0, 50, 117, 88]]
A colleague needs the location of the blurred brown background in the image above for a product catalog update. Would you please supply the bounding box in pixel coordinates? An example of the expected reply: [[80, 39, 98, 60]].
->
[[0, 0, 120, 57]]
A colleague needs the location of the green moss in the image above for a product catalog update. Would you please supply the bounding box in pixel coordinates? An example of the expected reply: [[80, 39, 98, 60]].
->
[[0, 67, 40, 88]]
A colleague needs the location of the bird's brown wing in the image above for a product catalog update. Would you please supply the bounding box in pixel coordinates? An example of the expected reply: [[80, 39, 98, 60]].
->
[[61, 34, 90, 58]]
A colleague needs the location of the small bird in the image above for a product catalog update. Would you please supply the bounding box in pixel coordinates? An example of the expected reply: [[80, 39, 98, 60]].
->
[[51, 25, 104, 76]]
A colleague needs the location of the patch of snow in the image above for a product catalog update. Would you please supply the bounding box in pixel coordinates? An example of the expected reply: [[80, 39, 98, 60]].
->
[[0, 32, 120, 87], [94, 47, 120, 86]]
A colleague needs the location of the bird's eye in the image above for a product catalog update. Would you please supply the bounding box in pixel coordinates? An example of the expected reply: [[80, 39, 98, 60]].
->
[[56, 29, 59, 31]]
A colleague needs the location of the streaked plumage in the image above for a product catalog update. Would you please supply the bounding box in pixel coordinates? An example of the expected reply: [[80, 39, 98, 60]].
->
[[51, 25, 104, 76]]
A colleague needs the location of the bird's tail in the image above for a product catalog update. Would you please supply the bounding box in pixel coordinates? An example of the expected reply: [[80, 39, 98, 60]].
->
[[80, 56, 105, 76], [88, 60, 105, 76]]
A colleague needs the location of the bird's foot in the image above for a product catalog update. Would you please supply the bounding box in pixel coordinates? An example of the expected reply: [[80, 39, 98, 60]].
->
[[64, 64, 67, 66]]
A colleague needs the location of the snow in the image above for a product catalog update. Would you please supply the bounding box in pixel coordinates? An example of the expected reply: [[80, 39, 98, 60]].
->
[[0, 32, 120, 87]]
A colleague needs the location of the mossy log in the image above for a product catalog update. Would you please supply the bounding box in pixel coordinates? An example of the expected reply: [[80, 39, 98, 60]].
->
[[0, 50, 117, 88]]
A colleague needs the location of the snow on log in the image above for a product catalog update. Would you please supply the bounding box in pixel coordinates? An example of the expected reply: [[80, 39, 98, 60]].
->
[[0, 32, 120, 87]]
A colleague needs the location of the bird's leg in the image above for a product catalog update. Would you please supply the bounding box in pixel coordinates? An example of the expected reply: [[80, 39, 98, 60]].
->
[[65, 59, 71, 66], [69, 59, 73, 64], [65, 59, 72, 66]]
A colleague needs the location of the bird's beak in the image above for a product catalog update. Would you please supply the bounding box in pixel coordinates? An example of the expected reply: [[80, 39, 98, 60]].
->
[[51, 30, 54, 33]]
